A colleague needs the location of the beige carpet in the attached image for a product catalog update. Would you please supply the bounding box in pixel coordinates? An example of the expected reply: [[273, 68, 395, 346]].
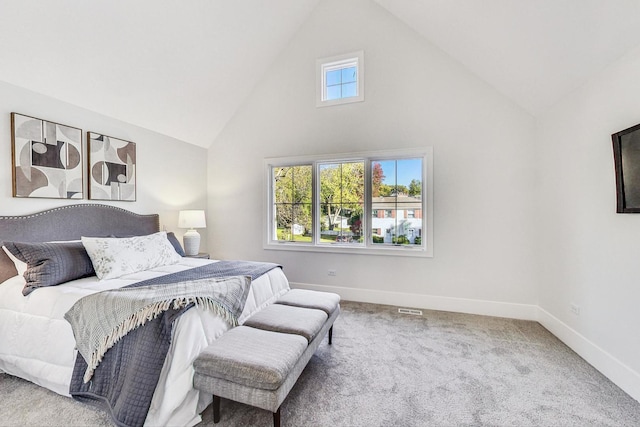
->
[[1, 300, 639, 426]]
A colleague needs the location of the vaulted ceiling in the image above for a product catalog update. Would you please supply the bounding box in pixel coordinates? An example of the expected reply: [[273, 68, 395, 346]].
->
[[2, 0, 640, 148]]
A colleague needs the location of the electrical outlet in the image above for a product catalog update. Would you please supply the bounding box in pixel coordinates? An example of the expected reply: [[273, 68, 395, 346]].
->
[[570, 303, 581, 316], [328, 270, 337, 276]]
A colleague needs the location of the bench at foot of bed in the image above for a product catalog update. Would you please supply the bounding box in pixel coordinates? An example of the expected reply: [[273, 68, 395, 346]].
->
[[193, 289, 340, 427]]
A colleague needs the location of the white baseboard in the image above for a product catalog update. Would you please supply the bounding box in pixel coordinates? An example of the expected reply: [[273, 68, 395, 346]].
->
[[537, 307, 640, 403], [290, 282, 640, 404], [289, 282, 539, 320]]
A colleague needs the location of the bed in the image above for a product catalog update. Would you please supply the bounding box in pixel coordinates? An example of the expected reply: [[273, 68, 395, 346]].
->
[[0, 204, 290, 427]]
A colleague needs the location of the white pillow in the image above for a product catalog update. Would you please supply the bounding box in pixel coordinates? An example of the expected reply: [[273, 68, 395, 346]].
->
[[2, 245, 28, 276], [81, 232, 182, 280]]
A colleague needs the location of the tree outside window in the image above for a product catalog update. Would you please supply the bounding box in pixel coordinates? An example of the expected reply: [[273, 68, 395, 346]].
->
[[273, 165, 312, 242], [319, 161, 364, 244]]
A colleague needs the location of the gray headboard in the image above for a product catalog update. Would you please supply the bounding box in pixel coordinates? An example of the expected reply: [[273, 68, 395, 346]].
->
[[0, 204, 160, 242]]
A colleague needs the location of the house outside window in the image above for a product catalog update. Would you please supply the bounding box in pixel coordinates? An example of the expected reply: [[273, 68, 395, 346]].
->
[[265, 148, 433, 257]]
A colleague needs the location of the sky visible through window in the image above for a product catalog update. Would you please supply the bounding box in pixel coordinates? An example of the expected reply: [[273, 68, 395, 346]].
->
[[375, 158, 422, 187], [326, 66, 357, 100]]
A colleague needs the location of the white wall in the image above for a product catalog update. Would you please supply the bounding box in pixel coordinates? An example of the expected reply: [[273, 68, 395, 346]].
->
[[536, 45, 640, 401], [0, 81, 208, 249], [207, 0, 538, 317]]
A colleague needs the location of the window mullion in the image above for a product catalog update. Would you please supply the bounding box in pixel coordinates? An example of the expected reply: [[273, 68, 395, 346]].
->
[[312, 160, 319, 246], [290, 167, 294, 242], [364, 159, 372, 248], [395, 161, 399, 245], [339, 164, 343, 229]]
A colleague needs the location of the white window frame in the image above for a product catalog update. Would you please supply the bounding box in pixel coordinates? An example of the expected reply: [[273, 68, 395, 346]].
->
[[264, 148, 433, 257], [316, 50, 364, 107]]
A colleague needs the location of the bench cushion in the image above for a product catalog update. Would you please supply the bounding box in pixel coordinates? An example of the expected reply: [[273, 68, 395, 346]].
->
[[243, 304, 327, 342], [193, 326, 307, 391], [275, 289, 340, 315]]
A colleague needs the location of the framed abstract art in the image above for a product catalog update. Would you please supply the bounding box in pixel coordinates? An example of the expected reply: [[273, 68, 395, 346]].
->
[[11, 113, 83, 199], [88, 132, 136, 201]]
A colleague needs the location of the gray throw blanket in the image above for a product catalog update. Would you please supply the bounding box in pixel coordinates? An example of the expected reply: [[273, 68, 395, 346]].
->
[[66, 276, 250, 383], [66, 260, 281, 427]]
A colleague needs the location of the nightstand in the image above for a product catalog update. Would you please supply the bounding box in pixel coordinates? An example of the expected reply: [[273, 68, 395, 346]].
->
[[186, 253, 210, 259]]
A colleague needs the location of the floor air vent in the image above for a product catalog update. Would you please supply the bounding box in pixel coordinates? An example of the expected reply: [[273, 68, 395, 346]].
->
[[398, 308, 423, 316]]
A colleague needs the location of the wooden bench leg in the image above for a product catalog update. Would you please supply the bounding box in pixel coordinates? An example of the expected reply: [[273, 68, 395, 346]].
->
[[213, 395, 221, 423], [328, 325, 333, 345], [273, 407, 281, 427]]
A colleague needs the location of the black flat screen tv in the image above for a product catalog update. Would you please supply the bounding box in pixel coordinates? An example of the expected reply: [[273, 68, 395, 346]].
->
[[612, 123, 640, 213]]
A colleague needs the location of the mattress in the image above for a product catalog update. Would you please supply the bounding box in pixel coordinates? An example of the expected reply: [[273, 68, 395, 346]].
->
[[0, 257, 290, 426]]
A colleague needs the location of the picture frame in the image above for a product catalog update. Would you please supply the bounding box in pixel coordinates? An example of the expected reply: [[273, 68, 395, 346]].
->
[[87, 131, 136, 201], [612, 123, 640, 213], [11, 112, 83, 199]]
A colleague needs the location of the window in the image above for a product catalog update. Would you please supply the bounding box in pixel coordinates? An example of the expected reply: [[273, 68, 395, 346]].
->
[[272, 165, 312, 242], [371, 158, 424, 246], [319, 161, 364, 244], [265, 148, 433, 257], [316, 51, 364, 107], [326, 66, 356, 100]]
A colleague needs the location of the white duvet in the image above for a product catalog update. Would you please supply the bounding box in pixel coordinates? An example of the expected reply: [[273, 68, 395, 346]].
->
[[0, 257, 290, 426]]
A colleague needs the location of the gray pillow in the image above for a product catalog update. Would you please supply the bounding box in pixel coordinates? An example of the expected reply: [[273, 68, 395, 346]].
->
[[166, 232, 186, 257], [3, 241, 95, 296]]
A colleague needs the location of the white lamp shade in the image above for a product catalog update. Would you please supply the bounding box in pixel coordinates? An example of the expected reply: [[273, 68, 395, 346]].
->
[[178, 210, 206, 229]]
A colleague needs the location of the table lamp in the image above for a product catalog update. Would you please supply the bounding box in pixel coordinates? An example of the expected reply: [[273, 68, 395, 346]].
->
[[178, 210, 206, 256]]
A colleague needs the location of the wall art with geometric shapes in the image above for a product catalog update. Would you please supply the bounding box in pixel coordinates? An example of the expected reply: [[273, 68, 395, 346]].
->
[[88, 132, 136, 201], [11, 112, 84, 199]]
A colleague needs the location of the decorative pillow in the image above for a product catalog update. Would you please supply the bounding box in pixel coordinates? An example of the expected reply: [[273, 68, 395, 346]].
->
[[0, 246, 19, 284], [3, 241, 96, 296], [166, 232, 186, 257], [114, 232, 186, 257], [82, 231, 182, 280]]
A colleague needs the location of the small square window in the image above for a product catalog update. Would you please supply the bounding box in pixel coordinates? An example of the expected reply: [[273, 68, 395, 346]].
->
[[317, 51, 364, 107]]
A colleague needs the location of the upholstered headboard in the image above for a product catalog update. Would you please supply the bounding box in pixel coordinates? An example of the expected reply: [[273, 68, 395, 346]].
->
[[0, 204, 160, 242]]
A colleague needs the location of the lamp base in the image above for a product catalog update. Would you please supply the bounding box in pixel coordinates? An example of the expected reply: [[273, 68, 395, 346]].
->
[[183, 229, 201, 256]]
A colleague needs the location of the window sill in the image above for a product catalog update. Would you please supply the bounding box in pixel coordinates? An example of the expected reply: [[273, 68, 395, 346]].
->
[[264, 242, 432, 258]]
